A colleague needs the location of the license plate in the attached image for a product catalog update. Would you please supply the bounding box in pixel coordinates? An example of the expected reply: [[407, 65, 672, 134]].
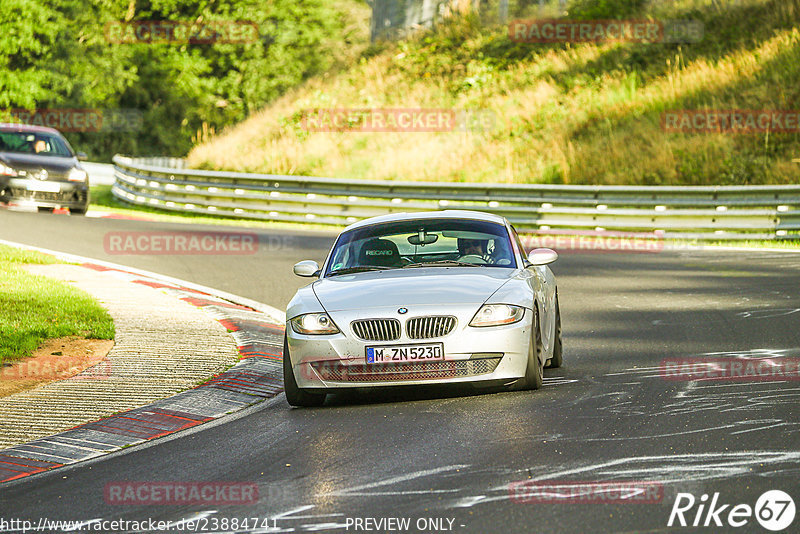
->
[[366, 343, 444, 364], [26, 181, 61, 193]]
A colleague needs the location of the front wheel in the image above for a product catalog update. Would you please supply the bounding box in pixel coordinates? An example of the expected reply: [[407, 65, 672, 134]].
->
[[522, 306, 544, 390], [546, 296, 563, 369], [283, 335, 326, 407]]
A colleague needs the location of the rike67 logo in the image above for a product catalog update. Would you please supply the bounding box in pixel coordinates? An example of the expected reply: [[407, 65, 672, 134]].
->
[[668, 490, 795, 531]]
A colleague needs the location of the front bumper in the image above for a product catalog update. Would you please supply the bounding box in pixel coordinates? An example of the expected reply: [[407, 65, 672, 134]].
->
[[1, 178, 89, 209], [287, 304, 532, 390]]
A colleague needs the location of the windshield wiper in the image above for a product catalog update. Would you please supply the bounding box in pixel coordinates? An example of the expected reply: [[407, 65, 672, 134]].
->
[[328, 265, 395, 276], [402, 260, 486, 268]]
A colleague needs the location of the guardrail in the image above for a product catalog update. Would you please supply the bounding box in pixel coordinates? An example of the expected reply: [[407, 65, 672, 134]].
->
[[111, 155, 800, 240]]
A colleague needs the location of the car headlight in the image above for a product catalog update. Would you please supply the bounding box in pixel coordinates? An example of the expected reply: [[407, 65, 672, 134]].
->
[[1, 162, 17, 176], [290, 313, 340, 335], [68, 168, 88, 182], [469, 304, 525, 327]]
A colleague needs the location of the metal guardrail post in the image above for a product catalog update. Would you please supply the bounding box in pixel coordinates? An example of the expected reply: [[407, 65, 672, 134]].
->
[[110, 155, 800, 240]]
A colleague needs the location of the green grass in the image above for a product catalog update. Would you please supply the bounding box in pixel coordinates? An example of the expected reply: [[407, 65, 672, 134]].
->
[[0, 245, 115, 366], [187, 0, 800, 186]]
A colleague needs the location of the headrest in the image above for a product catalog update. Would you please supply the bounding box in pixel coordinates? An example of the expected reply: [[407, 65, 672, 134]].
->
[[359, 238, 401, 267]]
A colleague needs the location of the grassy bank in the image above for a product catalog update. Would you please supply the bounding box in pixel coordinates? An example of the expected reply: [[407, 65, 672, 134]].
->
[[0, 245, 115, 365], [188, 0, 800, 185]]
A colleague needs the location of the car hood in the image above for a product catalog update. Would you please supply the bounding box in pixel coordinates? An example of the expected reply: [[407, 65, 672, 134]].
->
[[0, 152, 77, 175], [312, 267, 516, 311]]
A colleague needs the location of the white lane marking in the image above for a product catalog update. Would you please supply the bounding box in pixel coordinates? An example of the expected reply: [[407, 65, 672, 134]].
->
[[329, 464, 470, 496], [300, 523, 352, 532], [603, 365, 664, 376], [85, 210, 113, 218], [700, 348, 798, 357], [543, 378, 578, 386], [274, 513, 344, 520], [730, 422, 794, 435], [454, 450, 800, 509], [532, 451, 800, 484], [0, 238, 285, 321], [272, 505, 316, 520], [265, 507, 348, 534], [673, 379, 697, 399], [330, 489, 460, 496], [454, 495, 489, 508], [737, 308, 800, 319]]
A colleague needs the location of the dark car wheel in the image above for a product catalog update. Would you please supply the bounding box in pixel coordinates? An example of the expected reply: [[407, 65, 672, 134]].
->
[[522, 306, 544, 390], [546, 296, 563, 369], [37, 207, 55, 213], [70, 205, 88, 215], [283, 335, 326, 407]]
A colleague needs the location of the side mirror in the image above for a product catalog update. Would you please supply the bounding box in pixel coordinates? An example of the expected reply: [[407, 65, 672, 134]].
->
[[527, 248, 558, 266], [76, 152, 88, 161], [293, 260, 320, 277]]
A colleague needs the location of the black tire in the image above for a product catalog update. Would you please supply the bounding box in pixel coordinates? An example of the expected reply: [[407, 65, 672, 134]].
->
[[283, 335, 326, 407], [546, 296, 563, 369], [37, 207, 55, 213], [522, 306, 544, 390], [71, 205, 88, 215]]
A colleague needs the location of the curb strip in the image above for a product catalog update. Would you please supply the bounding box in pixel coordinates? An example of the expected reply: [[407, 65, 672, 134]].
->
[[0, 242, 286, 485]]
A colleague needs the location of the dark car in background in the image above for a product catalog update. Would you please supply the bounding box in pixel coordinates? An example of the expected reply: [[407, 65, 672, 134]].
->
[[0, 123, 89, 214]]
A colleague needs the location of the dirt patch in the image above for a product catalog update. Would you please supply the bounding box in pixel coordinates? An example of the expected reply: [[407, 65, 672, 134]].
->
[[0, 337, 114, 397]]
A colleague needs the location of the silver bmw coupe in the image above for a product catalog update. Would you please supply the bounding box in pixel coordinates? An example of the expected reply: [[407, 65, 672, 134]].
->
[[284, 210, 562, 407]]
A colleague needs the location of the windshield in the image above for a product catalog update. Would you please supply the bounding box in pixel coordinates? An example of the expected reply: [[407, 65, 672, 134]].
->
[[0, 130, 74, 157], [324, 218, 517, 276]]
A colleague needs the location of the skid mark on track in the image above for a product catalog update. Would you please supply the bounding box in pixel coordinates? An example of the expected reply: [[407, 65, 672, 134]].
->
[[547, 348, 800, 443], [274, 452, 800, 517], [652, 307, 800, 326], [449, 451, 800, 510], [329, 464, 470, 497], [737, 308, 800, 319]]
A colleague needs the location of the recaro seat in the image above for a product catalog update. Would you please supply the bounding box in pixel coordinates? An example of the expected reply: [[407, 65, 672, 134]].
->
[[358, 238, 402, 268]]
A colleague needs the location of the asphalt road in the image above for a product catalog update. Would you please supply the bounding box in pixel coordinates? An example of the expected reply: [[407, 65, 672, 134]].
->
[[1, 208, 800, 534]]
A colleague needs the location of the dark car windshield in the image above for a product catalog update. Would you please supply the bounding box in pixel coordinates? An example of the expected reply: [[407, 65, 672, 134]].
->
[[324, 218, 517, 276], [0, 130, 74, 157]]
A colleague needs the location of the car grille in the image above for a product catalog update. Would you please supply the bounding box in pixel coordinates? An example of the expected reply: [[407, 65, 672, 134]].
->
[[351, 319, 401, 341], [406, 316, 456, 339], [310, 357, 502, 382]]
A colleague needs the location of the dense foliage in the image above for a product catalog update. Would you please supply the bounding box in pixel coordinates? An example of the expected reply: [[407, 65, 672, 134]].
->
[[0, 0, 366, 160], [189, 0, 800, 186]]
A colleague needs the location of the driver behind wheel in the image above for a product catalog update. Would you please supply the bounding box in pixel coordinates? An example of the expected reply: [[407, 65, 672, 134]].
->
[[457, 237, 488, 260]]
